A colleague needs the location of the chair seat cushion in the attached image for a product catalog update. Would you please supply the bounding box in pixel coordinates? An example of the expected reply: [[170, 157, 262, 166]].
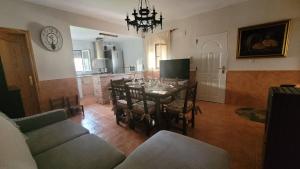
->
[[116, 99, 128, 109], [34, 134, 125, 169], [166, 99, 193, 114], [132, 100, 156, 114], [26, 119, 89, 156], [160, 96, 173, 104], [115, 130, 229, 169], [116, 99, 139, 109]]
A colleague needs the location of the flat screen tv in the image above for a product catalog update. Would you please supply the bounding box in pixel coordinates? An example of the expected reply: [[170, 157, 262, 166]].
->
[[160, 59, 190, 79]]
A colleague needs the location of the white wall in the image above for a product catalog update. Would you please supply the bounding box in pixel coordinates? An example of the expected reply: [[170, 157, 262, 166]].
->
[[0, 0, 135, 81], [163, 0, 300, 71], [118, 38, 144, 72]]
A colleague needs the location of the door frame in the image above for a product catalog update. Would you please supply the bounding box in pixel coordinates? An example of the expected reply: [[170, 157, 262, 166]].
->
[[0, 27, 41, 112]]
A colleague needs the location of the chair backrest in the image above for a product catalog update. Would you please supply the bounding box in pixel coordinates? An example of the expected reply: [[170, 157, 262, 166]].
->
[[183, 82, 198, 113], [111, 78, 125, 86], [66, 95, 80, 107], [49, 97, 67, 110], [111, 80, 127, 106], [124, 78, 133, 83], [125, 85, 149, 114]]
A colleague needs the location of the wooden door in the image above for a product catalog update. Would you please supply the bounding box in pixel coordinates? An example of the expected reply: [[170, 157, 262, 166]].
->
[[0, 28, 40, 115], [195, 32, 228, 103]]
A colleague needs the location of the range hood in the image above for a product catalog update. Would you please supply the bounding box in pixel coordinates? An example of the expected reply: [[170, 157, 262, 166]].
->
[[94, 38, 105, 59]]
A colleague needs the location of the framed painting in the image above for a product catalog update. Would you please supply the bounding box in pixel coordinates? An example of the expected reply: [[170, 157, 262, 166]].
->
[[237, 20, 290, 58]]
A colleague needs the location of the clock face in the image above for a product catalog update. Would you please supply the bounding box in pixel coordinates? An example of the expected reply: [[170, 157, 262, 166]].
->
[[40, 26, 63, 51]]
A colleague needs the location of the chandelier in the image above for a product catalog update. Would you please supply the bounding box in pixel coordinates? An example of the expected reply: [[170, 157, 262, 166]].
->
[[125, 0, 163, 33]]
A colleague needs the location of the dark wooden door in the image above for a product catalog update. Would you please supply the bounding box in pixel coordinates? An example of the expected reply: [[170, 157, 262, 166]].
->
[[0, 28, 40, 115]]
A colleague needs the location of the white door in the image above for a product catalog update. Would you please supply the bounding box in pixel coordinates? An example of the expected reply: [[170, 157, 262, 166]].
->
[[195, 32, 228, 103]]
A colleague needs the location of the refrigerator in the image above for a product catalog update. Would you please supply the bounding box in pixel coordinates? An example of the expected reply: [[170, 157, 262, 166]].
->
[[104, 47, 124, 74]]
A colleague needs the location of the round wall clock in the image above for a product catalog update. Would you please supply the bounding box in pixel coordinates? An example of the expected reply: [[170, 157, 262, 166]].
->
[[40, 26, 63, 51]]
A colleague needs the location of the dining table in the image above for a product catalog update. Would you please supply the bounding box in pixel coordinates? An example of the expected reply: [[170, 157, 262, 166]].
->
[[126, 80, 187, 130]]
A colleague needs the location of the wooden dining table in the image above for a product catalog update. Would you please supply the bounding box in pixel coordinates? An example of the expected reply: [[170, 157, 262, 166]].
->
[[126, 81, 186, 130]]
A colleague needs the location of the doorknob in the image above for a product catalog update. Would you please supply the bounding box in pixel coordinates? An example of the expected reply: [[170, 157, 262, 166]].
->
[[29, 76, 34, 86], [217, 66, 226, 74]]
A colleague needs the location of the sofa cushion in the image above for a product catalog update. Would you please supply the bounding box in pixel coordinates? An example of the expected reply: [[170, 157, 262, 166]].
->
[[0, 111, 19, 128], [0, 114, 37, 169], [35, 134, 126, 169], [115, 130, 229, 169], [14, 109, 67, 133], [26, 119, 89, 156]]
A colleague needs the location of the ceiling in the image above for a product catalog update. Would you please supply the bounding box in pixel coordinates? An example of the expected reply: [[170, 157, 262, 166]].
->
[[70, 26, 139, 41], [23, 0, 249, 24]]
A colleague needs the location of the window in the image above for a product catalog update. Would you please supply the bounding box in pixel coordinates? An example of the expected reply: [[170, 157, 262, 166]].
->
[[155, 44, 167, 69], [73, 50, 92, 72]]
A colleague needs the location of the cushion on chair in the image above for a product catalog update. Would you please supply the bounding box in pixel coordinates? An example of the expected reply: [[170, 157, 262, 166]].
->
[[132, 100, 156, 114], [166, 99, 193, 114], [116, 99, 128, 109], [0, 114, 38, 169], [160, 96, 173, 104], [115, 130, 229, 169], [116, 99, 139, 109], [26, 119, 89, 156], [35, 134, 125, 169]]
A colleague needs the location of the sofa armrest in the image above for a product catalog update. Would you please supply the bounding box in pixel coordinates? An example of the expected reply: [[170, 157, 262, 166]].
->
[[14, 109, 67, 133]]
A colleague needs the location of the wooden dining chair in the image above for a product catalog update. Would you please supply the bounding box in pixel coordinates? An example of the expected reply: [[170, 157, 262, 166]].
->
[[66, 95, 84, 117], [49, 96, 68, 111], [111, 78, 125, 86], [165, 82, 198, 135], [111, 80, 128, 125], [125, 85, 156, 136]]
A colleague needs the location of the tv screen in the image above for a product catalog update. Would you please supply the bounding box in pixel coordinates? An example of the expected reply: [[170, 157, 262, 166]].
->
[[160, 59, 190, 79]]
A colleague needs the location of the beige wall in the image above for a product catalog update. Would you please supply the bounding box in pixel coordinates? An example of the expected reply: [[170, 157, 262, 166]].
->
[[164, 0, 300, 71], [0, 0, 135, 81]]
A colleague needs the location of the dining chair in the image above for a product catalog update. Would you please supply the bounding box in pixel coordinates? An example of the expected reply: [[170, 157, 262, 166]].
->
[[125, 85, 156, 136], [165, 82, 198, 135], [49, 96, 69, 114], [66, 95, 84, 117], [111, 78, 126, 87], [111, 79, 128, 125]]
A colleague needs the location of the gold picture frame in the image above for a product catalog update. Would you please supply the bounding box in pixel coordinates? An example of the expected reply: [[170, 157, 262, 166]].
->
[[237, 20, 290, 58]]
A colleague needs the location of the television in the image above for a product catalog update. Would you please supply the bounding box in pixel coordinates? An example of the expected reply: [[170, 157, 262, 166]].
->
[[160, 59, 190, 79]]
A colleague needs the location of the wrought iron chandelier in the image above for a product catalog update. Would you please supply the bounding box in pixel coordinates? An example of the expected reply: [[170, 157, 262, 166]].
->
[[125, 0, 163, 33]]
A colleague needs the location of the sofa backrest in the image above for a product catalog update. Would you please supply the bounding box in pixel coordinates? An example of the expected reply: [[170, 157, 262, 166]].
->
[[0, 112, 38, 169]]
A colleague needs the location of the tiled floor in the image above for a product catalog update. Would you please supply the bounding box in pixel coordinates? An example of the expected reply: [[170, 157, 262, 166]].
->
[[71, 100, 264, 169]]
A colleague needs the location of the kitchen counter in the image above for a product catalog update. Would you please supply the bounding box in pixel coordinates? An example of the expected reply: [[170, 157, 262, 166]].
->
[[76, 72, 142, 78], [76, 72, 143, 104]]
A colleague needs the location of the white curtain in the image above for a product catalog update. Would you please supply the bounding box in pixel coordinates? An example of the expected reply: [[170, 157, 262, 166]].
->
[[144, 30, 171, 70]]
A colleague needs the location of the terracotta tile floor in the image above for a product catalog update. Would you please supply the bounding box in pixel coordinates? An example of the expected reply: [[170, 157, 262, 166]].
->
[[71, 101, 264, 169]]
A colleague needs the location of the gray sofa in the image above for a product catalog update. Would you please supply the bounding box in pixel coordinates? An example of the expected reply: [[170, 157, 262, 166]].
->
[[0, 109, 229, 169], [116, 130, 229, 169]]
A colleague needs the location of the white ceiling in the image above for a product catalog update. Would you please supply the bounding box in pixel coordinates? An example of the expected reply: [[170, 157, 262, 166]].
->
[[23, 0, 249, 24], [70, 26, 139, 41]]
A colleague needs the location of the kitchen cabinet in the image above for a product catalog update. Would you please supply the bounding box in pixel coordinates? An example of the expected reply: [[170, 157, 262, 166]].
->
[[79, 76, 94, 97]]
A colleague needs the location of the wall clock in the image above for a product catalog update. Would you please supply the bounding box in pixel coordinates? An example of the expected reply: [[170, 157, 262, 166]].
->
[[40, 26, 63, 51]]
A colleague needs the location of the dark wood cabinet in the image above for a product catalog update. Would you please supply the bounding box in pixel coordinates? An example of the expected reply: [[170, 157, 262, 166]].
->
[[0, 57, 25, 118], [0, 55, 7, 91], [264, 87, 300, 169]]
